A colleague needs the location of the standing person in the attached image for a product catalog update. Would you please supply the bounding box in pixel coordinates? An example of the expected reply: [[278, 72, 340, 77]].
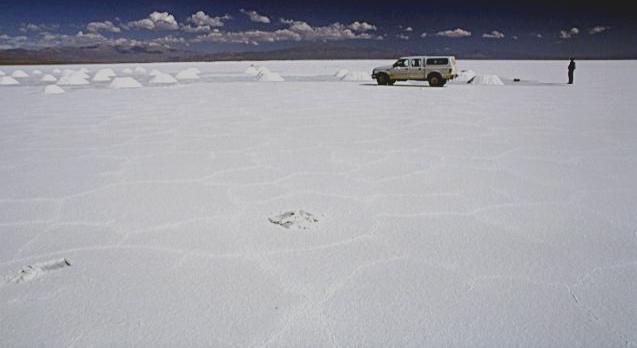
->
[[568, 58, 576, 84]]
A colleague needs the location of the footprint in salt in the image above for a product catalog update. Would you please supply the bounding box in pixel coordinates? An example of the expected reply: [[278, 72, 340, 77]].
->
[[10, 258, 72, 284], [268, 210, 319, 230]]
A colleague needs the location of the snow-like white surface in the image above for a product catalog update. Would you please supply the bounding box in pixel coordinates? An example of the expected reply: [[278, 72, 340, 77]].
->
[[92, 68, 117, 82], [11, 70, 29, 78], [0, 69, 6, 76], [340, 70, 372, 81], [109, 77, 143, 89], [245, 65, 259, 75], [334, 68, 350, 79], [52, 68, 62, 75], [148, 68, 162, 76], [455, 69, 477, 83], [1, 76, 20, 85], [134, 66, 147, 75], [43, 85, 65, 95], [122, 68, 133, 74], [257, 70, 285, 82], [56, 73, 89, 86], [175, 68, 200, 80], [149, 72, 178, 85], [40, 74, 57, 82], [1, 60, 636, 347], [32, 70, 43, 75], [470, 74, 505, 85]]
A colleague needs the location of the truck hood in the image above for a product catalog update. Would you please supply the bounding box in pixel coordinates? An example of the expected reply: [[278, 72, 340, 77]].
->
[[373, 65, 392, 72]]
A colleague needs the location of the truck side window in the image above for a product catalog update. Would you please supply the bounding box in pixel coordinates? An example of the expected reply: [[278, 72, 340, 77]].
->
[[411, 59, 421, 67], [393, 59, 408, 68], [426, 58, 449, 65]]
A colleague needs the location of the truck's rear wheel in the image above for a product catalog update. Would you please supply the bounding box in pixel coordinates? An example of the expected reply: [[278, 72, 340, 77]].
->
[[376, 74, 389, 85], [428, 73, 444, 87], [387, 80, 396, 86]]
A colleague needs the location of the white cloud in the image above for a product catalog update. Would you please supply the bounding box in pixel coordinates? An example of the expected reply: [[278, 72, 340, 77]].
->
[[240, 9, 271, 24], [420, 32, 428, 38], [405, 27, 413, 32], [129, 11, 179, 31], [193, 19, 382, 45], [86, 21, 121, 33], [396, 34, 409, 40], [349, 21, 377, 32], [536, 33, 543, 38], [19, 23, 58, 33], [482, 30, 505, 39], [188, 11, 228, 27], [589, 26, 610, 34], [435, 28, 472, 38], [559, 27, 579, 39]]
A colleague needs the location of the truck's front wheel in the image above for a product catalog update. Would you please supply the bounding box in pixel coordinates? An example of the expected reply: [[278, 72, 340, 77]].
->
[[376, 74, 389, 85]]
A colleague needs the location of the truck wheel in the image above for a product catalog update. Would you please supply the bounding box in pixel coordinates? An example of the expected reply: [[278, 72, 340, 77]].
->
[[376, 74, 389, 85], [387, 80, 396, 86], [428, 73, 443, 87]]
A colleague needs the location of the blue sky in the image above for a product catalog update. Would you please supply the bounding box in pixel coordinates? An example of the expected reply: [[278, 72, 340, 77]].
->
[[0, 0, 635, 57]]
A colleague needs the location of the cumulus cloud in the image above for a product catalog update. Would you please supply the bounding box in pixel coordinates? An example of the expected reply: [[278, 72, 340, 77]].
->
[[404, 27, 413, 32], [589, 26, 610, 34], [86, 21, 121, 33], [435, 28, 471, 38], [482, 30, 505, 39], [420, 32, 428, 38], [193, 19, 382, 45], [129, 11, 179, 31], [188, 11, 229, 27], [396, 33, 409, 40], [19, 23, 58, 33], [181, 11, 230, 33], [559, 27, 579, 39], [348, 21, 377, 32], [240, 9, 271, 23]]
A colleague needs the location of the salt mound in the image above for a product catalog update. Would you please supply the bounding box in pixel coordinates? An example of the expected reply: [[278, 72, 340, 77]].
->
[[340, 71, 370, 81], [44, 85, 65, 95], [92, 69, 116, 82], [256, 66, 271, 75], [12, 70, 29, 78], [74, 71, 90, 79], [456, 70, 477, 83], [334, 69, 349, 79], [257, 71, 285, 82], [149, 72, 178, 85], [244, 65, 259, 75], [41, 74, 58, 82], [33, 70, 43, 75], [122, 68, 133, 74], [149, 69, 162, 76], [57, 73, 89, 86], [109, 77, 142, 89], [469, 74, 504, 86], [175, 68, 200, 80], [0, 70, 5, 76], [0, 76, 20, 85], [134, 66, 147, 75]]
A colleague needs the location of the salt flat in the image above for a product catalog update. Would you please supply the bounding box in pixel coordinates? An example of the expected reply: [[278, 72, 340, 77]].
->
[[1, 60, 636, 347]]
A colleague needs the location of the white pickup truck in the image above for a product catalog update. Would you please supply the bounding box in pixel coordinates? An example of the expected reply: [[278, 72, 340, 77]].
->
[[372, 56, 458, 87]]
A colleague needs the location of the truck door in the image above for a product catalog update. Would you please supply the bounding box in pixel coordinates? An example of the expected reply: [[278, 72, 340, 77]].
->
[[408, 58, 424, 79], [391, 58, 410, 80]]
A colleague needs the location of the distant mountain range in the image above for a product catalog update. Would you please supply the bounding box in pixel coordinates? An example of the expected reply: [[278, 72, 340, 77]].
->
[[1, 43, 634, 65]]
